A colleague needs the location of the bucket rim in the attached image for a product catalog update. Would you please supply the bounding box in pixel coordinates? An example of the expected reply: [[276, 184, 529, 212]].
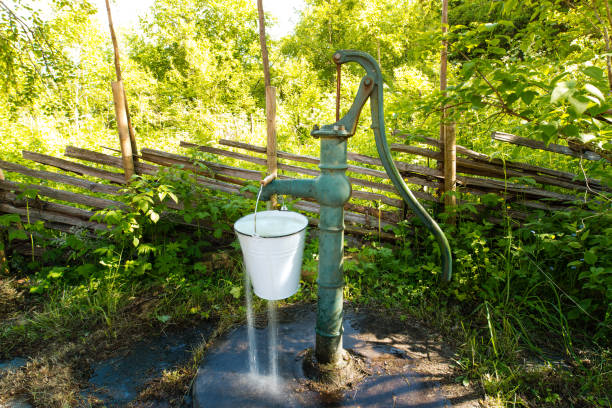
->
[[234, 210, 308, 238]]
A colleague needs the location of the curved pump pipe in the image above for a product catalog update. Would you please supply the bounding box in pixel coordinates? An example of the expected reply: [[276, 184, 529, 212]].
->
[[313, 50, 452, 282]]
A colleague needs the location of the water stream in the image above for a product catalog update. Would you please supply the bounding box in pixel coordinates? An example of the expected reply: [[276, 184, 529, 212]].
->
[[268, 300, 279, 385], [244, 271, 258, 375], [244, 269, 281, 391], [242, 189, 282, 390]]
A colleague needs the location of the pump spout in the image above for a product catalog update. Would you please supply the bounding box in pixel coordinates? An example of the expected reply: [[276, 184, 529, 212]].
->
[[260, 178, 317, 202], [313, 50, 452, 282]]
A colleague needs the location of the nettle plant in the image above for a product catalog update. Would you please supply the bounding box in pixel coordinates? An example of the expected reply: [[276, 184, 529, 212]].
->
[[91, 167, 255, 282], [27, 166, 256, 293]]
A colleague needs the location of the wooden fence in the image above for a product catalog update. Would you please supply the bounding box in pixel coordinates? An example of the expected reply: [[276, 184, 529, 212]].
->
[[0, 130, 609, 251]]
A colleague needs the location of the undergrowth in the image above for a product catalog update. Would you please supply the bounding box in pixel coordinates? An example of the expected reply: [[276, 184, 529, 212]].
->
[[0, 166, 610, 407]]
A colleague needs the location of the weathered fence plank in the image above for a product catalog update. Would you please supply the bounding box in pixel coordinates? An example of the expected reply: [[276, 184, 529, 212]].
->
[[0, 203, 106, 231], [391, 143, 604, 193], [395, 132, 607, 189], [491, 131, 603, 161], [0, 179, 126, 210], [23, 151, 126, 184], [0, 159, 120, 195]]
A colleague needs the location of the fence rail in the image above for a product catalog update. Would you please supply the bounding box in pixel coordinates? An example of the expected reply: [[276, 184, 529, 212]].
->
[[0, 129, 608, 247]]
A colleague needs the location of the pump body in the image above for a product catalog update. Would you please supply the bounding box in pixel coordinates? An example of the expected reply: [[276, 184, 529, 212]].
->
[[260, 50, 452, 366]]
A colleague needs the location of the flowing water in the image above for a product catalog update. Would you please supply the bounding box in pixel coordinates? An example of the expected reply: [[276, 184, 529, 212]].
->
[[244, 271, 258, 375], [268, 300, 279, 385], [244, 269, 281, 392], [242, 188, 282, 390]]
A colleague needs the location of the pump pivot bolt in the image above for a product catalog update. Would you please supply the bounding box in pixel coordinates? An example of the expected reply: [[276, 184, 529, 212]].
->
[[364, 78, 372, 86], [333, 53, 341, 62]]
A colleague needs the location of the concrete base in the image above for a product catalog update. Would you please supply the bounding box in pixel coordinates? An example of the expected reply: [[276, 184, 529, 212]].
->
[[193, 305, 480, 407]]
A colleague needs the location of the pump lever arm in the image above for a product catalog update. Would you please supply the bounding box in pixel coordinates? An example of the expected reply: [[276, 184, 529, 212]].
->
[[314, 50, 453, 282]]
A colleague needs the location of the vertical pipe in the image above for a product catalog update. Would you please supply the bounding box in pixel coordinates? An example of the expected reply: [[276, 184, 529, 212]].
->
[[315, 137, 348, 365], [315, 204, 345, 364]]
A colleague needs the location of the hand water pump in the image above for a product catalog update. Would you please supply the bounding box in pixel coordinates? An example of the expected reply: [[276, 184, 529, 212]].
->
[[238, 50, 452, 375]]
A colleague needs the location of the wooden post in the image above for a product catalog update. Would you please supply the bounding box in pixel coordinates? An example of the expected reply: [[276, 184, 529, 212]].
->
[[257, 0, 277, 207], [440, 0, 456, 219], [104, 0, 139, 163], [0, 168, 8, 275], [112, 80, 134, 182], [443, 123, 456, 217], [265, 86, 278, 179]]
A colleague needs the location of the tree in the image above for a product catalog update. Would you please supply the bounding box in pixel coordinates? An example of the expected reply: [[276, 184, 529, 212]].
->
[[0, 0, 96, 111]]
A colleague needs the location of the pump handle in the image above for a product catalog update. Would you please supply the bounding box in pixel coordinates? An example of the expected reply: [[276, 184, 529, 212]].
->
[[317, 50, 453, 282]]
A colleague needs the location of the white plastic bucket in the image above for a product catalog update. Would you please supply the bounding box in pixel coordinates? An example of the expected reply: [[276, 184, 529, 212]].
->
[[234, 210, 308, 300]]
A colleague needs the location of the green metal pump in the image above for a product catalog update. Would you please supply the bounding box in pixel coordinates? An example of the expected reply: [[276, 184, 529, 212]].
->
[[260, 50, 452, 369]]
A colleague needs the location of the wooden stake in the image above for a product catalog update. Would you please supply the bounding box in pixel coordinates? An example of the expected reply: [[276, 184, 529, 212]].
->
[[257, 0, 277, 207], [0, 168, 8, 275], [112, 80, 134, 182], [439, 0, 448, 171], [104, 0, 138, 163], [257, 0, 271, 88], [443, 122, 456, 220], [440, 0, 456, 218], [265, 86, 278, 179]]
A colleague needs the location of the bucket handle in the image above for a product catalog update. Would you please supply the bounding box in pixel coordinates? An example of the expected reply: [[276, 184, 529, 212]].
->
[[254, 184, 264, 236], [253, 184, 288, 236]]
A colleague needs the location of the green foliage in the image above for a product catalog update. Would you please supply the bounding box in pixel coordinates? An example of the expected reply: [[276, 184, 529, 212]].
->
[[338, 200, 611, 406], [1, 1, 611, 405], [0, 0, 97, 111], [22, 166, 254, 325]]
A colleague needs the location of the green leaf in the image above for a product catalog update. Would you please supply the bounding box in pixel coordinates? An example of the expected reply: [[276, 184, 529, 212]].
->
[[568, 95, 589, 115], [551, 81, 574, 103], [47, 267, 66, 279], [584, 95, 602, 106], [230, 286, 242, 299], [583, 66, 604, 81], [157, 315, 171, 323], [488, 46, 506, 56], [150, 211, 160, 223], [462, 61, 476, 78], [133, 237, 140, 247], [8, 229, 27, 242], [584, 83, 605, 102], [0, 214, 20, 227], [562, 124, 579, 137], [584, 250, 597, 265], [520, 90, 538, 105]]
